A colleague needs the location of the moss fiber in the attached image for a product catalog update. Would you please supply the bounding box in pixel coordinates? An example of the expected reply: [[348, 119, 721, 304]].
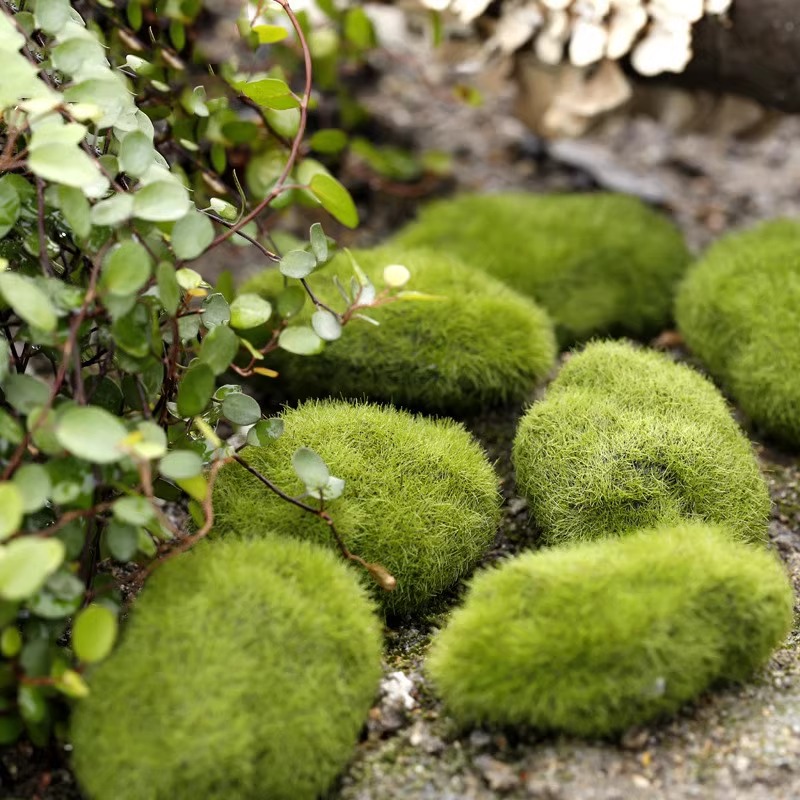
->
[[428, 523, 793, 738], [211, 400, 502, 617], [392, 192, 691, 345], [676, 219, 800, 448], [70, 537, 382, 800], [242, 247, 556, 413], [513, 341, 770, 545]]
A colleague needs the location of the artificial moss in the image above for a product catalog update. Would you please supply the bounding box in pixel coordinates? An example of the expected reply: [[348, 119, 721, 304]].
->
[[70, 537, 382, 800], [675, 219, 800, 448], [392, 192, 691, 345], [428, 523, 793, 738], [513, 340, 770, 545], [211, 400, 502, 616], [242, 246, 556, 413]]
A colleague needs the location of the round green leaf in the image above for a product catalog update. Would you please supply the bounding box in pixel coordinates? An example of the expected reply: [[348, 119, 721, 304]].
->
[[0, 273, 57, 332], [101, 241, 152, 296], [118, 131, 154, 178], [113, 496, 154, 526], [311, 309, 342, 341], [133, 181, 191, 222], [72, 604, 118, 663], [199, 325, 239, 375], [156, 261, 181, 316], [309, 173, 359, 229], [128, 420, 167, 460], [246, 418, 284, 446], [171, 210, 215, 260], [229, 293, 272, 329], [278, 326, 323, 356], [57, 186, 91, 239], [279, 249, 317, 280], [12, 464, 51, 513], [0, 627, 22, 658], [28, 144, 109, 198], [35, 0, 71, 34], [0, 483, 23, 541], [2, 374, 50, 414], [200, 293, 231, 330], [309, 221, 328, 262], [0, 537, 65, 601], [176, 363, 215, 418], [309, 129, 348, 156], [55, 406, 128, 464], [105, 520, 139, 562], [0, 178, 21, 240], [90, 193, 134, 227], [292, 446, 329, 491], [221, 392, 261, 426], [159, 450, 203, 480]]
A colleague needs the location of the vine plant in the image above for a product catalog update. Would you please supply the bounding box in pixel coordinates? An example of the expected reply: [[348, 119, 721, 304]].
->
[[0, 0, 406, 747]]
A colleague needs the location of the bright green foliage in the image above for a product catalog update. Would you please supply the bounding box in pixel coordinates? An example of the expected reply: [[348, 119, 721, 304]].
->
[[513, 341, 769, 545], [676, 220, 800, 448], [428, 523, 793, 738], [392, 193, 691, 344], [70, 537, 382, 800], [243, 247, 557, 413], [211, 400, 502, 616]]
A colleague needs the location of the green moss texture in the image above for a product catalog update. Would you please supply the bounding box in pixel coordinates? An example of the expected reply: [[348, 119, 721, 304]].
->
[[211, 400, 502, 616], [676, 219, 800, 447], [242, 246, 556, 413], [513, 341, 770, 545], [392, 192, 691, 345], [70, 537, 382, 800], [428, 523, 793, 738]]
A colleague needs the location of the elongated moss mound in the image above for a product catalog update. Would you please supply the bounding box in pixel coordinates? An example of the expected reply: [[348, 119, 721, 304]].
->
[[676, 220, 800, 447], [212, 400, 501, 616], [70, 537, 382, 800], [242, 247, 556, 413], [428, 524, 793, 738], [513, 341, 769, 545], [392, 192, 691, 344]]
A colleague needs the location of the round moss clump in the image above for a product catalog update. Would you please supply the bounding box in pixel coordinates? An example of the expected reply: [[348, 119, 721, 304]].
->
[[513, 340, 770, 545], [242, 247, 556, 413], [212, 400, 502, 616], [428, 523, 793, 738], [676, 219, 800, 447], [392, 192, 691, 345], [70, 537, 382, 800]]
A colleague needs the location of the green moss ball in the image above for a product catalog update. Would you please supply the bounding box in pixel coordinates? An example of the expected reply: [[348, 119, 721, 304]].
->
[[212, 400, 502, 616], [70, 537, 382, 800], [675, 220, 800, 447], [428, 523, 793, 738], [392, 192, 691, 345], [512, 341, 770, 545], [242, 246, 557, 413]]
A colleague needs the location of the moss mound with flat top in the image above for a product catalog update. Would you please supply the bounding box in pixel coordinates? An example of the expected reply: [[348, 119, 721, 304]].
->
[[513, 341, 770, 545], [211, 400, 502, 616], [70, 536, 382, 800], [428, 523, 793, 738], [242, 247, 556, 413], [676, 219, 800, 447], [392, 192, 691, 345]]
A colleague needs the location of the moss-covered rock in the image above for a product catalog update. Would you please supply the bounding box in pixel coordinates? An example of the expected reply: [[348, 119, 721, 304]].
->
[[70, 537, 382, 800], [513, 341, 769, 545], [392, 192, 691, 345], [212, 400, 502, 616], [675, 220, 800, 448], [242, 247, 556, 413], [428, 523, 793, 738]]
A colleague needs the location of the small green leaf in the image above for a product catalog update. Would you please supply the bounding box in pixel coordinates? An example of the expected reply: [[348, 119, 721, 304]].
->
[[72, 604, 117, 663], [35, 0, 71, 34], [238, 78, 298, 110], [253, 24, 288, 43], [0, 538, 65, 601], [159, 450, 203, 480], [344, 7, 375, 48], [176, 363, 215, 417], [280, 249, 317, 279], [28, 144, 109, 198], [55, 406, 128, 464], [101, 241, 152, 296], [133, 181, 191, 222], [11, 464, 51, 513], [18, 685, 46, 724], [0, 411, 23, 445], [0, 628, 22, 658], [90, 193, 134, 226], [309, 129, 348, 155], [106, 520, 140, 561], [276, 285, 306, 318], [321, 474, 345, 500], [200, 293, 231, 330], [0, 273, 58, 332], [221, 392, 261, 426], [57, 186, 91, 239], [278, 326, 323, 355], [309, 222, 329, 263], [311, 309, 342, 341], [172, 210, 215, 260], [113, 496, 154, 526], [198, 324, 239, 375], [118, 131, 154, 177], [0, 483, 24, 541], [3, 374, 50, 414], [229, 293, 272, 329], [0, 178, 21, 240], [246, 418, 284, 446], [127, 420, 167, 459], [292, 446, 329, 491], [156, 261, 181, 315], [309, 173, 359, 228]]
